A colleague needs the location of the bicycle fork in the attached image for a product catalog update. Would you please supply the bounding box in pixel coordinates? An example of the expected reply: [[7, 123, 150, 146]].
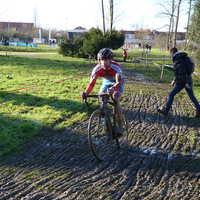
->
[[100, 97, 108, 136], [103, 111, 107, 136]]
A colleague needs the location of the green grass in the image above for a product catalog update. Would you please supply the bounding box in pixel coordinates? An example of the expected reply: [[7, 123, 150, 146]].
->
[[0, 55, 101, 156], [0, 48, 200, 157], [0, 44, 58, 53]]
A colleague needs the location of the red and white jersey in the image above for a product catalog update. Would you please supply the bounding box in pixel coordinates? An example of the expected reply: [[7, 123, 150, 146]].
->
[[85, 61, 123, 94]]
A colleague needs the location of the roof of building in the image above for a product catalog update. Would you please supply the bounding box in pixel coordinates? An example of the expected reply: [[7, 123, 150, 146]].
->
[[119, 30, 135, 34], [74, 26, 87, 30], [68, 26, 88, 33]]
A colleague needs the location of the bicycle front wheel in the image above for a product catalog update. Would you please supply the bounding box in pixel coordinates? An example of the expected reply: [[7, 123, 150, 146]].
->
[[117, 109, 129, 148], [88, 110, 113, 161]]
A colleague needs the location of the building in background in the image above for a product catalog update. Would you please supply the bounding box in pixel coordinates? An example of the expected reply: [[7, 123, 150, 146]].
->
[[67, 26, 88, 42], [119, 29, 186, 47], [0, 22, 34, 31]]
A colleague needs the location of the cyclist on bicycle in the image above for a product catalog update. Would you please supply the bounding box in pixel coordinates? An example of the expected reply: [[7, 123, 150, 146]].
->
[[82, 48, 124, 137]]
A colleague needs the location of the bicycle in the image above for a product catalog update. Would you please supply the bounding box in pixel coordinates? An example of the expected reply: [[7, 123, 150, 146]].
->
[[84, 93, 129, 161]]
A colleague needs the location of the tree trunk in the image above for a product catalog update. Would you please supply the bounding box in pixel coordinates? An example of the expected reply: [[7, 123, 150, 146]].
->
[[110, 0, 113, 35], [184, 0, 192, 50], [166, 18, 172, 50], [101, 0, 105, 35], [170, 0, 175, 48], [173, 0, 182, 47]]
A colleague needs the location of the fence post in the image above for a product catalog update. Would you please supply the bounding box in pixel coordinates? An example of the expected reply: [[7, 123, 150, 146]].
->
[[145, 52, 148, 74], [160, 63, 165, 80], [160, 55, 166, 80]]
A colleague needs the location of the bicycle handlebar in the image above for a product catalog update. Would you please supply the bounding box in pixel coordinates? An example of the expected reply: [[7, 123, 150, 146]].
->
[[83, 93, 117, 107]]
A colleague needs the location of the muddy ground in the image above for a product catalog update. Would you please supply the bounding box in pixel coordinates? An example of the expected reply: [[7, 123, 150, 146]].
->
[[0, 69, 200, 200]]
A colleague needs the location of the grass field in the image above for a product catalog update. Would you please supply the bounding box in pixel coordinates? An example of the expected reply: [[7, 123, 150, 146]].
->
[[1, 48, 200, 200], [0, 44, 58, 53], [0, 55, 102, 156], [0, 49, 200, 156]]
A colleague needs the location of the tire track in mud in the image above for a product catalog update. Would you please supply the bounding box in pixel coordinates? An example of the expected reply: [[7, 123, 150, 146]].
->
[[0, 70, 200, 199]]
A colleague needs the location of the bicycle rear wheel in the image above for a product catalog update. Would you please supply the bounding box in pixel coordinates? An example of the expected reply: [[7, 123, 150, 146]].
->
[[117, 109, 129, 148], [88, 110, 113, 161]]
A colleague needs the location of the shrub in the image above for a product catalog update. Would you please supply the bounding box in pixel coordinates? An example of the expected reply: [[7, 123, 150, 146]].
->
[[58, 28, 125, 58], [58, 39, 75, 57]]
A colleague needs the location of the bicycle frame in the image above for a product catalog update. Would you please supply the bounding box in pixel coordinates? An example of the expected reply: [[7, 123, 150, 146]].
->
[[102, 96, 117, 137], [88, 94, 117, 137], [99, 96, 109, 136], [84, 93, 129, 160]]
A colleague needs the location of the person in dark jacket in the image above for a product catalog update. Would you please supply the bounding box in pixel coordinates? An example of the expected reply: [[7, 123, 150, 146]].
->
[[158, 47, 200, 118]]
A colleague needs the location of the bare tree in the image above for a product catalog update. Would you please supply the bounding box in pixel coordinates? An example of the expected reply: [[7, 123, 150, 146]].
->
[[184, 0, 193, 49], [170, 0, 175, 48], [101, 0, 125, 35], [101, 0, 106, 34], [173, 0, 182, 47], [110, 0, 113, 34], [155, 0, 175, 50], [165, 0, 175, 50], [155, 0, 184, 49]]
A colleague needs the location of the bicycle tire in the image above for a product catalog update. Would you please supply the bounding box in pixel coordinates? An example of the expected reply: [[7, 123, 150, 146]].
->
[[88, 110, 113, 161], [117, 109, 129, 148]]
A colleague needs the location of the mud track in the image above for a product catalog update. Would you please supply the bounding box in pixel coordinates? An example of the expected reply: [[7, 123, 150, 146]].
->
[[0, 69, 200, 199]]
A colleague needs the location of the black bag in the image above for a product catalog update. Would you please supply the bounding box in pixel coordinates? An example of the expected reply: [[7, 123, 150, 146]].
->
[[184, 56, 195, 75]]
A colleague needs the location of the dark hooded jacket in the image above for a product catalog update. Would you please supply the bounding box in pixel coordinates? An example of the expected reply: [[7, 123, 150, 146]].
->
[[172, 52, 193, 85]]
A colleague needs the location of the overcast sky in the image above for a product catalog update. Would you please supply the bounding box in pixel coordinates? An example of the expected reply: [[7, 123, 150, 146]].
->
[[0, 0, 189, 32]]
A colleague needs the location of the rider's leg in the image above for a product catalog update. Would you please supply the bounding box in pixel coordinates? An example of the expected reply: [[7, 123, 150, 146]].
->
[[113, 92, 123, 134], [113, 92, 122, 120]]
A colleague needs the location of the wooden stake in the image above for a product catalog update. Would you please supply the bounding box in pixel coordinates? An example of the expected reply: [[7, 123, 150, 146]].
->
[[160, 63, 165, 80], [145, 52, 148, 74]]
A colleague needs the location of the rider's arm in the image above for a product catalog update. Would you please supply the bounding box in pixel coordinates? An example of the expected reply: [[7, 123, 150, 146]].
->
[[85, 74, 98, 94], [111, 73, 123, 91]]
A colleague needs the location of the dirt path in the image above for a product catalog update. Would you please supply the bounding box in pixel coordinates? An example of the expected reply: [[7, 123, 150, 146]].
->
[[0, 70, 200, 200]]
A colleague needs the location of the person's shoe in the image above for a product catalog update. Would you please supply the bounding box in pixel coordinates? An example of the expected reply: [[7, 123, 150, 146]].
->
[[192, 110, 200, 118], [115, 128, 123, 138], [157, 107, 169, 116]]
